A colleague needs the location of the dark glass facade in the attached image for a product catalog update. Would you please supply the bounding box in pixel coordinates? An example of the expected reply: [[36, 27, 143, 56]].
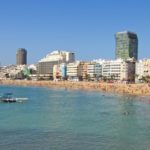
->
[[115, 31, 138, 60]]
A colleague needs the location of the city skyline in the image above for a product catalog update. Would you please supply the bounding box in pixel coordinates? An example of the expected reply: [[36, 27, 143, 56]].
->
[[0, 0, 150, 65]]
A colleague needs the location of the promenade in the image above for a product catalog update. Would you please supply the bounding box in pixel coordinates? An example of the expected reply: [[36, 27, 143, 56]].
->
[[0, 79, 150, 97]]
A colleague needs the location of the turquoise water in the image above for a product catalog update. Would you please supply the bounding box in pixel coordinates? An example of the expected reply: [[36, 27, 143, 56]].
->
[[0, 85, 150, 150]]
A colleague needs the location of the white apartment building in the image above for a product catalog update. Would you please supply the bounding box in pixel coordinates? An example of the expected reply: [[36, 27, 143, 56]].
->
[[95, 59, 135, 81], [136, 59, 150, 82], [87, 62, 102, 79], [0, 65, 27, 79], [67, 61, 83, 81]]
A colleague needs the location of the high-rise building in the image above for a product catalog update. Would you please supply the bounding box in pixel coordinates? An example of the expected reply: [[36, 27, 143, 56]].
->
[[16, 48, 27, 65], [115, 31, 138, 60]]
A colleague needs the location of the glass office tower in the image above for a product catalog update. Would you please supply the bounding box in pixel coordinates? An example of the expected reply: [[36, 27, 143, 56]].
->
[[115, 31, 138, 60]]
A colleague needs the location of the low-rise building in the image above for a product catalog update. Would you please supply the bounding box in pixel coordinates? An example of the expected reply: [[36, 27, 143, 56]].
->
[[136, 59, 150, 82], [0, 65, 27, 79]]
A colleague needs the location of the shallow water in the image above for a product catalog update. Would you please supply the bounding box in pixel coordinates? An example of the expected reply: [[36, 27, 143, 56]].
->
[[0, 85, 150, 150]]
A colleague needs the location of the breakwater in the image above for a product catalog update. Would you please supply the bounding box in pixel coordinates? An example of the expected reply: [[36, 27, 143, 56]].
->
[[0, 80, 150, 97]]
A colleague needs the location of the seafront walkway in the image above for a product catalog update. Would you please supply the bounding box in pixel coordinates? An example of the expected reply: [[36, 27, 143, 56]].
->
[[0, 80, 150, 97]]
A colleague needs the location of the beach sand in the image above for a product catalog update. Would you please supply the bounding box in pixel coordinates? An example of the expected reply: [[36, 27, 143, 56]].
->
[[0, 79, 150, 97]]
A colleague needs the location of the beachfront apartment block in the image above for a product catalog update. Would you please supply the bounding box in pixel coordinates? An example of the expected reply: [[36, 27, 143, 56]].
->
[[66, 59, 135, 82], [66, 61, 102, 81], [67, 61, 83, 81], [87, 62, 102, 80], [136, 59, 150, 82], [77, 61, 102, 81], [95, 59, 135, 82], [115, 31, 138, 60]]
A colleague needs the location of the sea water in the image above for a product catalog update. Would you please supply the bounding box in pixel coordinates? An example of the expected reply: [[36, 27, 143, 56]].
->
[[0, 85, 150, 150]]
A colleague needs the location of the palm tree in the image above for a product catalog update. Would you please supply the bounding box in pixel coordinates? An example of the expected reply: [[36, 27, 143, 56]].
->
[[140, 75, 150, 83]]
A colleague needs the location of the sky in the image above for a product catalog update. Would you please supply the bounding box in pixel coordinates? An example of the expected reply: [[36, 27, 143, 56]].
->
[[0, 0, 150, 65]]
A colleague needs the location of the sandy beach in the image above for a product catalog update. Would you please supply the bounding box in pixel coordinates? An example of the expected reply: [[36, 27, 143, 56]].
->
[[0, 79, 150, 97]]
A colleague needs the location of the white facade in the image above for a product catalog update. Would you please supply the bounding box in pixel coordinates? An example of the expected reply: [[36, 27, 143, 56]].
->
[[136, 59, 150, 81], [67, 61, 83, 80], [39, 50, 75, 63], [94, 59, 135, 81], [87, 63, 102, 78], [0, 65, 27, 79]]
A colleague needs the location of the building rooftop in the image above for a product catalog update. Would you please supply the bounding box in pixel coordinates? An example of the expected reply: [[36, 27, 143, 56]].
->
[[116, 31, 137, 35], [39, 50, 74, 63]]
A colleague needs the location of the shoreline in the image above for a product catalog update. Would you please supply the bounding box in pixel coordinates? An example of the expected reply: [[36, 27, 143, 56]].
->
[[0, 80, 150, 97]]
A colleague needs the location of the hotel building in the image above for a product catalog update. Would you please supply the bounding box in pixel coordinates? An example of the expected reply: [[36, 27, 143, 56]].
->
[[37, 50, 75, 78]]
